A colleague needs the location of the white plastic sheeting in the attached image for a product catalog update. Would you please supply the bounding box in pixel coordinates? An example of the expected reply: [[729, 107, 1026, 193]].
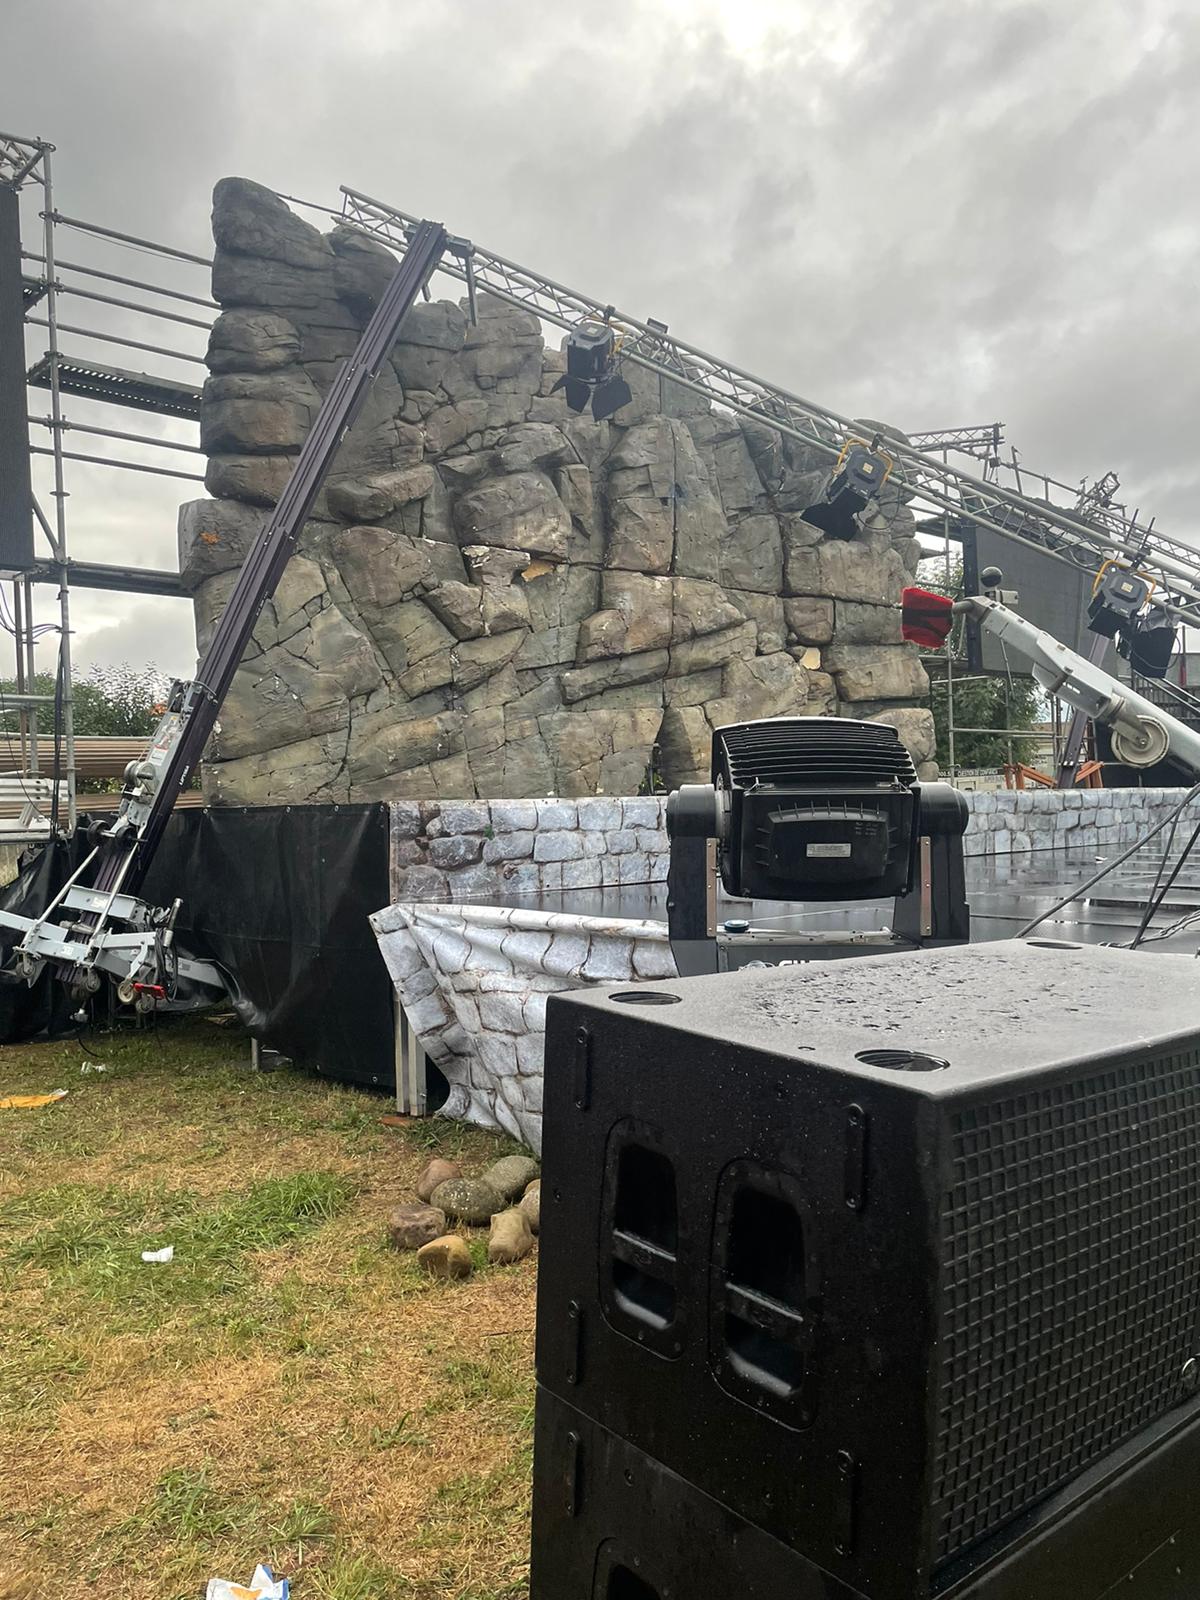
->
[[370, 901, 677, 1150]]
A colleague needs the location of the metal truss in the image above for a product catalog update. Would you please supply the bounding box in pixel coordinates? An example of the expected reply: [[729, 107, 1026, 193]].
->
[[341, 185, 1200, 625], [906, 424, 1003, 462], [0, 131, 51, 189]]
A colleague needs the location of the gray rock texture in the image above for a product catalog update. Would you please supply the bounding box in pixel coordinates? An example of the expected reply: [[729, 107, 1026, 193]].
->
[[187, 178, 932, 802], [429, 1174, 503, 1225], [387, 1203, 447, 1251]]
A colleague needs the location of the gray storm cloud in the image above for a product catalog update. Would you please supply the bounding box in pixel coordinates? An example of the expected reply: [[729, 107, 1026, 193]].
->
[[3, 0, 1197, 671]]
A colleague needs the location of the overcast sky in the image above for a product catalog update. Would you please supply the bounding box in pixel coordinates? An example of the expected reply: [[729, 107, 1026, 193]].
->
[[3, 0, 1198, 677]]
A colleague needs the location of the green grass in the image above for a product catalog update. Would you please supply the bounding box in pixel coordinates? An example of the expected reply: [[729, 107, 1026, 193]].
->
[[303, 1551, 414, 1599], [0, 1016, 537, 1600], [141, 1463, 332, 1546], [3, 1171, 354, 1325]]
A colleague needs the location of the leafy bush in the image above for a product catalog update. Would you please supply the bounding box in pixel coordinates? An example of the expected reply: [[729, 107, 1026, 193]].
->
[[0, 662, 172, 738]]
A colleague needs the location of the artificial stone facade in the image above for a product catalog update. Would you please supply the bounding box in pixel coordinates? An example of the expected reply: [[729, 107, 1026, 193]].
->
[[182, 177, 935, 804], [383, 788, 1190, 908]]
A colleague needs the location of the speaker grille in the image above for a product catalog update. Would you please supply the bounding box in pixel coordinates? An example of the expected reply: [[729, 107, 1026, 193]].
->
[[932, 1050, 1200, 1567]]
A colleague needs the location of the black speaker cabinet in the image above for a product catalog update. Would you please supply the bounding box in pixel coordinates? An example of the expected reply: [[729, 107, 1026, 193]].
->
[[531, 1387, 1200, 1600], [0, 185, 35, 578], [535, 940, 1200, 1600], [532, 1387, 862, 1599]]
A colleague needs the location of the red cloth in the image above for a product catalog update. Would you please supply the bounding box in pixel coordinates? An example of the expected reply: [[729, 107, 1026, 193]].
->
[[901, 586, 954, 648]]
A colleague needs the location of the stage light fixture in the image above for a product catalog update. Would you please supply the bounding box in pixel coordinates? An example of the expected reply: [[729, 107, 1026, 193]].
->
[[551, 319, 632, 421], [1086, 564, 1177, 680], [801, 435, 894, 541], [1087, 564, 1151, 639], [1120, 602, 1178, 680]]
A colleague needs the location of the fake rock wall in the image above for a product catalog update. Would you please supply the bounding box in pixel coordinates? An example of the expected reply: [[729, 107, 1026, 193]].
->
[[181, 178, 935, 803]]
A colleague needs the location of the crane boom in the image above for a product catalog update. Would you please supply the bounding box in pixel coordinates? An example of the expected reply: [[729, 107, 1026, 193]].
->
[[954, 593, 1200, 778], [899, 584, 1200, 782], [339, 186, 1200, 623]]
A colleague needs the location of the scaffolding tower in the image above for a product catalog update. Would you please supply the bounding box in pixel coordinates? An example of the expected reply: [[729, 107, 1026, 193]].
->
[[0, 131, 213, 841]]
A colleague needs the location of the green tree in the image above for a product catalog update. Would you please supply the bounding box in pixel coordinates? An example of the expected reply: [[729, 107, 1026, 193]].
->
[[73, 663, 172, 736], [915, 560, 1043, 770], [0, 663, 171, 738]]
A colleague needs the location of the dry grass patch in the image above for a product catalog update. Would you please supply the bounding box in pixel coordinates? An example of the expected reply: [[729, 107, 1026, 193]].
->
[[0, 1020, 535, 1599]]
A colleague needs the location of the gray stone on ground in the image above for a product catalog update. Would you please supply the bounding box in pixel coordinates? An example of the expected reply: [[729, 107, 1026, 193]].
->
[[430, 1175, 504, 1225], [488, 1207, 534, 1265], [482, 1154, 541, 1203], [387, 1203, 447, 1251]]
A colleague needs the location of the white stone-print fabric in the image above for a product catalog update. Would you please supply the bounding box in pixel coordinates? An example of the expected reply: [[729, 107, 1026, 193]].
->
[[370, 902, 678, 1150]]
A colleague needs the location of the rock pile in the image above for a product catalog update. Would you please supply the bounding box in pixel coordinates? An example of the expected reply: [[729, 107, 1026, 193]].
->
[[392, 1152, 541, 1280], [182, 178, 935, 803]]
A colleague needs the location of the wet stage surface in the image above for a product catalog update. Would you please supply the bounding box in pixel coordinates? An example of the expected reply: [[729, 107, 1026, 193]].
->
[[483, 845, 1200, 958]]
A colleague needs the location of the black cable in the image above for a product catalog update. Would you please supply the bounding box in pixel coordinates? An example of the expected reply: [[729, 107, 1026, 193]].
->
[[1130, 817, 1200, 949], [74, 1020, 118, 1059], [1017, 783, 1200, 938], [1127, 805, 1188, 948]]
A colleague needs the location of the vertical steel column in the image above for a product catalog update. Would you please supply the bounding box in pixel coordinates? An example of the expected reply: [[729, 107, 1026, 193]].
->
[[944, 501, 956, 776], [11, 579, 27, 769], [39, 149, 76, 831], [1056, 633, 1112, 787], [21, 574, 37, 775]]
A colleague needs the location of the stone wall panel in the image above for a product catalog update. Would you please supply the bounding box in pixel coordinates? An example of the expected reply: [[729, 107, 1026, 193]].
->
[[188, 178, 933, 802]]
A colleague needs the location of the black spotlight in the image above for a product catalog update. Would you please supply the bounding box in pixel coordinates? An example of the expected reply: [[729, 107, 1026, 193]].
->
[[1121, 602, 1178, 680], [801, 436, 894, 540], [551, 320, 632, 421], [1086, 564, 1151, 638]]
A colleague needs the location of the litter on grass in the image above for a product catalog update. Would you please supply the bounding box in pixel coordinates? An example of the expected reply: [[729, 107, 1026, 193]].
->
[[140, 1246, 175, 1264], [80, 1061, 108, 1074], [0, 1089, 68, 1109], [206, 1566, 289, 1600]]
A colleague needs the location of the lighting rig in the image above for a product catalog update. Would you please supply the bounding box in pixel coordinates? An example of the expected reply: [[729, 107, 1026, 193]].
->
[[550, 314, 633, 421]]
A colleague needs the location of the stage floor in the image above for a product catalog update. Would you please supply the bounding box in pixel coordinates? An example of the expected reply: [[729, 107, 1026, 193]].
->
[[481, 845, 1200, 957]]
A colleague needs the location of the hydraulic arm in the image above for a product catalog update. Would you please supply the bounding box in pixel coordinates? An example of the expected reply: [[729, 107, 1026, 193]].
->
[[904, 586, 1200, 781]]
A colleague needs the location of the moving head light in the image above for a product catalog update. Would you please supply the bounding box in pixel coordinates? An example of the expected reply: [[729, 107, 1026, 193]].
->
[[551, 319, 632, 421], [1087, 564, 1150, 638], [801, 434, 894, 541], [666, 715, 969, 974], [1088, 563, 1177, 680], [709, 716, 920, 902]]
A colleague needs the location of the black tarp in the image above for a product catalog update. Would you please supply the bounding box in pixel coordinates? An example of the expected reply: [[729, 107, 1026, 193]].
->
[[0, 830, 91, 1042], [0, 804, 395, 1086]]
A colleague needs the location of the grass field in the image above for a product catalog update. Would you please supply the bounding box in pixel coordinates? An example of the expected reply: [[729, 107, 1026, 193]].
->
[[0, 1019, 537, 1600]]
